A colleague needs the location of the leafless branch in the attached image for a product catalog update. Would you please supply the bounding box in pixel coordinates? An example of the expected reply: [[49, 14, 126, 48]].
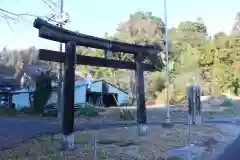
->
[[3, 17, 14, 31], [0, 8, 39, 17], [41, 0, 57, 12], [0, 12, 18, 21], [0, 6, 56, 30], [0, 0, 59, 25]]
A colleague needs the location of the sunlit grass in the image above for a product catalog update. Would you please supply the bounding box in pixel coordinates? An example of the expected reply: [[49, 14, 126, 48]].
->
[[0, 132, 106, 160]]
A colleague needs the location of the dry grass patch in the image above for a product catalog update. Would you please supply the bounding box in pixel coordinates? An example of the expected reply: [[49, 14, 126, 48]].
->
[[0, 124, 225, 160], [87, 125, 221, 159], [0, 133, 105, 160]]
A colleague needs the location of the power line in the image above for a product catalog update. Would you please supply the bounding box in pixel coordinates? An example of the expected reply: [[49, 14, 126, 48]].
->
[[46, 0, 71, 121]]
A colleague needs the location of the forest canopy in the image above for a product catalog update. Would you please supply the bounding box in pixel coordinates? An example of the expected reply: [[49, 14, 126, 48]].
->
[[1, 11, 240, 105]]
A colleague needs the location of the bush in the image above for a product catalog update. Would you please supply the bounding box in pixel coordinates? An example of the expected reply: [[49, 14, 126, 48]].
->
[[18, 107, 35, 115], [42, 109, 58, 117], [76, 103, 106, 112], [120, 108, 134, 120], [75, 104, 100, 117], [0, 108, 17, 116], [0, 106, 57, 118], [149, 72, 166, 94], [32, 71, 52, 114], [221, 99, 234, 106]]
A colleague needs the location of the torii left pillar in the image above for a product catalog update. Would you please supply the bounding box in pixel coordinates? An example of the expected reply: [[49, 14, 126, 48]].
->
[[61, 42, 76, 150], [135, 53, 147, 136]]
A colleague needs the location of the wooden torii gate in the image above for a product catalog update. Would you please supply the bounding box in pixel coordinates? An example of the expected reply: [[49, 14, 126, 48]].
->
[[33, 18, 163, 149]]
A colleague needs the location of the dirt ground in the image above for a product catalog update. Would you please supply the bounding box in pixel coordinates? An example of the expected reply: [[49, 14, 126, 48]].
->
[[0, 124, 236, 160]]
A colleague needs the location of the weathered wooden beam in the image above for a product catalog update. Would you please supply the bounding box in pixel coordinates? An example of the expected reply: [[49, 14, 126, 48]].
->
[[75, 55, 156, 71], [38, 49, 65, 62], [34, 18, 161, 54], [38, 49, 157, 71]]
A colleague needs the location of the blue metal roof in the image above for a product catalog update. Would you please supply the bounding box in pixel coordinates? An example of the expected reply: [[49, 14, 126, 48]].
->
[[75, 81, 88, 87], [11, 88, 29, 93]]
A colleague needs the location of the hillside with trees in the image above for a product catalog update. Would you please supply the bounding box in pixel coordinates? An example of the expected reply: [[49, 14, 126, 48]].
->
[[1, 11, 240, 105]]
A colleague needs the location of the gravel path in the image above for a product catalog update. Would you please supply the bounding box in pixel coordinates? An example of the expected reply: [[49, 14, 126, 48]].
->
[[0, 117, 139, 150], [215, 135, 240, 160]]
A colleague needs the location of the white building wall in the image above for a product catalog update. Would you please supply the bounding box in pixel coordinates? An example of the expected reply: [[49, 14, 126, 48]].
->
[[107, 84, 118, 93], [107, 83, 130, 106], [13, 85, 87, 109], [12, 80, 128, 108], [12, 93, 30, 109], [47, 86, 87, 105], [116, 91, 130, 106], [47, 91, 57, 104], [89, 81, 102, 92], [74, 86, 86, 104]]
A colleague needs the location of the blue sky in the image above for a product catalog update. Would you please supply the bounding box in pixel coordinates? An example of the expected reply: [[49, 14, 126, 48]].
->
[[0, 0, 239, 50]]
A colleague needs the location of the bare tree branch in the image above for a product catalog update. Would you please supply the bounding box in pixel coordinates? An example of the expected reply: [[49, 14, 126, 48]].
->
[[0, 0, 57, 31], [41, 0, 57, 12], [0, 7, 56, 31], [3, 17, 14, 31], [0, 0, 58, 24], [0, 8, 38, 16]]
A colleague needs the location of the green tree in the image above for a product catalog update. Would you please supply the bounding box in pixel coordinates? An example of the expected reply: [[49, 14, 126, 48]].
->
[[32, 71, 52, 114]]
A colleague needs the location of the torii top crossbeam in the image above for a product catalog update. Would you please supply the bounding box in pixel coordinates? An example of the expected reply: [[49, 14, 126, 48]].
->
[[33, 18, 162, 55]]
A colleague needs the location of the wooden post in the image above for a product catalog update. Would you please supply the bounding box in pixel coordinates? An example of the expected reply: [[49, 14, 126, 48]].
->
[[195, 85, 202, 124], [188, 84, 202, 125], [135, 53, 147, 136], [187, 85, 194, 125], [61, 42, 76, 150], [7, 94, 13, 108]]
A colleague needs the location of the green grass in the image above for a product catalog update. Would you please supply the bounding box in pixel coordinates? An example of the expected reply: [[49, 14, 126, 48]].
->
[[120, 108, 134, 120], [75, 107, 100, 117], [221, 99, 234, 106], [75, 103, 106, 118], [0, 107, 56, 120], [0, 108, 18, 116], [0, 103, 106, 119]]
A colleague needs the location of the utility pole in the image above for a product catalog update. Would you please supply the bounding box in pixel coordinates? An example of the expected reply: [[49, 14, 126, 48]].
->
[[163, 0, 171, 123], [53, 0, 70, 121], [57, 0, 64, 121]]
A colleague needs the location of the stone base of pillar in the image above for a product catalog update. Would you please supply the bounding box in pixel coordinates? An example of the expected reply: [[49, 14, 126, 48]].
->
[[61, 133, 75, 151], [188, 114, 193, 125], [137, 124, 148, 136]]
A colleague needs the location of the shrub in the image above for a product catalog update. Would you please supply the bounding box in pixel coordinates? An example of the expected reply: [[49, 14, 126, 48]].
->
[[42, 109, 58, 117], [0, 108, 17, 116], [120, 108, 134, 120], [76, 103, 106, 112], [32, 71, 52, 114], [75, 104, 100, 117], [18, 107, 35, 115], [149, 72, 166, 94], [221, 99, 234, 106]]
